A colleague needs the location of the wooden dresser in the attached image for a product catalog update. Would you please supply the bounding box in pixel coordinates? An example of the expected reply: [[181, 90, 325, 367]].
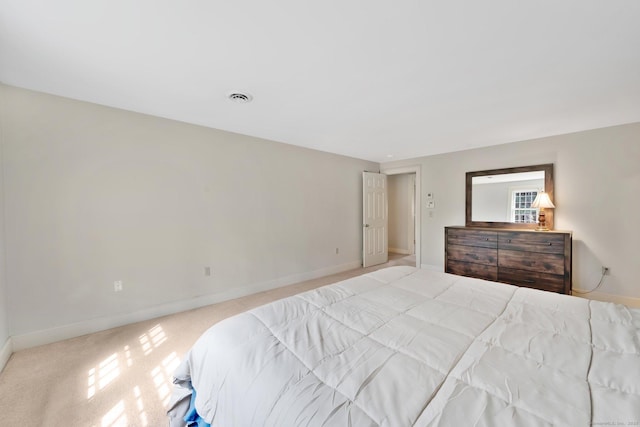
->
[[445, 226, 572, 294]]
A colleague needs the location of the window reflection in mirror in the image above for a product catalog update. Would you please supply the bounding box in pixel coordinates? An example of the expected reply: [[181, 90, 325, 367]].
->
[[471, 171, 544, 223]]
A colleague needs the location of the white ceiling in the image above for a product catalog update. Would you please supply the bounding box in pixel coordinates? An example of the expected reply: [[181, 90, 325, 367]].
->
[[1, 1, 639, 163]]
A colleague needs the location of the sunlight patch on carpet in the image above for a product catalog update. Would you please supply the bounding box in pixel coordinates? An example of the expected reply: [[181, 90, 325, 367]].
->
[[88, 353, 121, 399], [152, 351, 180, 407], [139, 324, 167, 355], [133, 385, 149, 426], [101, 400, 127, 427]]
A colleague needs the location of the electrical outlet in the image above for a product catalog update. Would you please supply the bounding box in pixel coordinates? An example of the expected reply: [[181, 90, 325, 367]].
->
[[335, 248, 339, 254], [602, 266, 610, 275], [204, 266, 211, 276], [114, 280, 123, 292]]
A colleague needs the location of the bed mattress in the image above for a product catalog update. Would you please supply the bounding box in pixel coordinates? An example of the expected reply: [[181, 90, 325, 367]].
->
[[169, 266, 640, 426]]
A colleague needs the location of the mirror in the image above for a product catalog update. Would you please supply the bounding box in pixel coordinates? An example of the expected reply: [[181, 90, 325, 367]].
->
[[465, 164, 554, 229]]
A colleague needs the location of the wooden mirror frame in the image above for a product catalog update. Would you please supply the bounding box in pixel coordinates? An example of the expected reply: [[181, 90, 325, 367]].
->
[[465, 163, 554, 229]]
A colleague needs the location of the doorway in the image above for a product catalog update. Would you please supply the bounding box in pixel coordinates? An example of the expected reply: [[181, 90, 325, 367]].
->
[[381, 165, 421, 268], [388, 173, 416, 265]]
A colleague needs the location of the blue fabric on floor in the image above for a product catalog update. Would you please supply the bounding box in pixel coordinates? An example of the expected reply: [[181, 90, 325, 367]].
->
[[184, 387, 211, 427]]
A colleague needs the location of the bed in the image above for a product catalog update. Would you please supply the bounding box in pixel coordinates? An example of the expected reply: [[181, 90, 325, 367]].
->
[[168, 266, 640, 426]]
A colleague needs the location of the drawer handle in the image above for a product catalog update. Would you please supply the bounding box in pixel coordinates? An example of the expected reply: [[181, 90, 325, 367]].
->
[[522, 279, 536, 284], [507, 239, 511, 243], [547, 243, 552, 246], [485, 238, 489, 241]]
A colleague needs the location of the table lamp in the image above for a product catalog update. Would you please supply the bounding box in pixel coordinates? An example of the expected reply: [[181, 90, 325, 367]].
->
[[531, 191, 555, 231]]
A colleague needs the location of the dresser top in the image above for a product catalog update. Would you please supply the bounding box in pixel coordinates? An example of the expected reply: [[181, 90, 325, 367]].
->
[[445, 226, 572, 236]]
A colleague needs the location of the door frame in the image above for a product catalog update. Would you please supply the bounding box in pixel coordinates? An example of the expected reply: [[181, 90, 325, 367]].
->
[[407, 174, 416, 255], [380, 165, 421, 268]]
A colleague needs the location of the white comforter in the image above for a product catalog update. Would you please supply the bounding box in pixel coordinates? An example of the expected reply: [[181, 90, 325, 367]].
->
[[171, 267, 640, 426]]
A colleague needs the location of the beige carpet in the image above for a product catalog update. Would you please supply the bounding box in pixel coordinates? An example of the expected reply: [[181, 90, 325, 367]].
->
[[0, 254, 416, 426]]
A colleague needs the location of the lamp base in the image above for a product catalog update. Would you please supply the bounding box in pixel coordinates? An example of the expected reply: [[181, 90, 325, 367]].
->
[[536, 210, 549, 231]]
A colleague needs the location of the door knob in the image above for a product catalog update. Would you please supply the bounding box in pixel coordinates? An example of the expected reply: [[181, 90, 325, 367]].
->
[[364, 224, 370, 227]]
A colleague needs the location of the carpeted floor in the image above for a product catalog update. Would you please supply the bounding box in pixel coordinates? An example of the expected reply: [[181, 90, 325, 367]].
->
[[0, 254, 416, 426]]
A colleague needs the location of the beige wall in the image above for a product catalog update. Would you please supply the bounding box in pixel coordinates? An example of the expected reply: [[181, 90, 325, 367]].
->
[[0, 84, 377, 342], [2, 81, 639, 347], [383, 123, 640, 302]]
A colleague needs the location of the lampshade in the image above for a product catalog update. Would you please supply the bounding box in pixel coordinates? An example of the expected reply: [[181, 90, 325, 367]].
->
[[531, 191, 555, 209]]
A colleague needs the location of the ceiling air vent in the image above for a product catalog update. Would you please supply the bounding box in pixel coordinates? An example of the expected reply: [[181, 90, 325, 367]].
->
[[227, 92, 253, 103]]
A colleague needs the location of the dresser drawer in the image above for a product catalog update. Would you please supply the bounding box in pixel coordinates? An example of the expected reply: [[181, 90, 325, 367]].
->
[[447, 244, 497, 265], [498, 232, 565, 254], [447, 228, 497, 249], [447, 260, 497, 281], [498, 249, 564, 275], [498, 268, 565, 293]]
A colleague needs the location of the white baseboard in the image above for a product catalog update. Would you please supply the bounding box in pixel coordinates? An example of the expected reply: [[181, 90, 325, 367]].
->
[[420, 263, 442, 271], [573, 289, 640, 308], [0, 337, 12, 373], [389, 248, 411, 255], [11, 260, 362, 351]]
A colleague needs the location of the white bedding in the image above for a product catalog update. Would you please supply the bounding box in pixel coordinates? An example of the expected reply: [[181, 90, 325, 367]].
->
[[169, 267, 640, 426]]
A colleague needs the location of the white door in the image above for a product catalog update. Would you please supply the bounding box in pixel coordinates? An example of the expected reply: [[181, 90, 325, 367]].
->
[[363, 172, 388, 267]]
